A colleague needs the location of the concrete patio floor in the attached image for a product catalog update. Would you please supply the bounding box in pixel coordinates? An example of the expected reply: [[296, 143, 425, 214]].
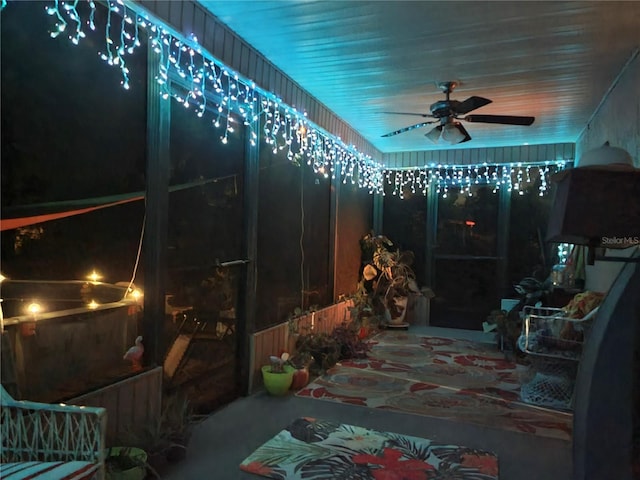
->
[[160, 326, 573, 480]]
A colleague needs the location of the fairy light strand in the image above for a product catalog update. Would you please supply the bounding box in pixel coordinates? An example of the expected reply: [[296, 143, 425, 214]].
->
[[383, 161, 570, 197], [18, 0, 573, 198]]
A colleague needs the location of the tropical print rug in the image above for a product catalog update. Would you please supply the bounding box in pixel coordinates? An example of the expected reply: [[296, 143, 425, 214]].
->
[[296, 332, 573, 441], [240, 417, 499, 479]]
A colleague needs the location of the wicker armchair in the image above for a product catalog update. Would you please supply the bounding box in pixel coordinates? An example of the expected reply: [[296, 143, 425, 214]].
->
[[0, 385, 107, 480]]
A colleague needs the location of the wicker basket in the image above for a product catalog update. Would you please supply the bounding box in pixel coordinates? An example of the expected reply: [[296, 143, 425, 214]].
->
[[518, 305, 599, 410]]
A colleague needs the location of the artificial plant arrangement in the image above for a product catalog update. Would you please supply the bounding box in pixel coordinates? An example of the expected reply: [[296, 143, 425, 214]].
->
[[350, 232, 421, 327]]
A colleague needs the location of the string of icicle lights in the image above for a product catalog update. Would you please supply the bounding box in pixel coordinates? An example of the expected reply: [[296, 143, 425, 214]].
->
[[383, 161, 570, 198], [32, 0, 383, 192], [556, 242, 572, 265], [2, 0, 571, 198]]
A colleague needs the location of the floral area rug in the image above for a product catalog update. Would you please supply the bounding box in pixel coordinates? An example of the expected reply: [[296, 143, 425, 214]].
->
[[240, 417, 499, 479], [296, 332, 573, 441]]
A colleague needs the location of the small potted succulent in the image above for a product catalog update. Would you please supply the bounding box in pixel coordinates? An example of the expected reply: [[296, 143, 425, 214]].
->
[[261, 352, 295, 396]]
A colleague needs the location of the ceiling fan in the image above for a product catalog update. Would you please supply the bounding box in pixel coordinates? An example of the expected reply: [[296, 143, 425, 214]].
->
[[381, 81, 535, 144]]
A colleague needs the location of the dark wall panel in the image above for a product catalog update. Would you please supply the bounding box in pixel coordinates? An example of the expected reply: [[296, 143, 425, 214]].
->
[[334, 182, 374, 299]]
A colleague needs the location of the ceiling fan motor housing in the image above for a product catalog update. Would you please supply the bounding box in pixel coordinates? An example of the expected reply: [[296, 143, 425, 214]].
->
[[430, 100, 461, 118]]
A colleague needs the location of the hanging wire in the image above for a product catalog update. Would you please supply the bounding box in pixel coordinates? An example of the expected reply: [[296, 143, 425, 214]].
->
[[123, 210, 146, 299]]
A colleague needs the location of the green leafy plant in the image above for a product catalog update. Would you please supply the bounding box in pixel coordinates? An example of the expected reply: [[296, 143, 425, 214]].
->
[[294, 323, 370, 374], [289, 350, 313, 370], [350, 232, 421, 326], [294, 333, 339, 374], [105, 446, 149, 479], [287, 305, 319, 335], [116, 392, 194, 466], [488, 275, 552, 355], [330, 323, 370, 360]]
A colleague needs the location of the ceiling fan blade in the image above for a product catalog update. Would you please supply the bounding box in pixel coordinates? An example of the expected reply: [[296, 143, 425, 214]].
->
[[381, 111, 433, 117], [382, 121, 435, 137], [456, 123, 472, 143], [453, 96, 492, 114], [464, 114, 535, 126]]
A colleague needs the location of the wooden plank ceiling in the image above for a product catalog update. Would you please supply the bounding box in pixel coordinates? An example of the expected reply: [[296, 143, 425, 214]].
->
[[197, 1, 639, 154]]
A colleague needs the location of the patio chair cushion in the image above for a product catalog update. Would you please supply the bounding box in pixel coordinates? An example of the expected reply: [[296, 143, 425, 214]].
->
[[0, 460, 99, 480]]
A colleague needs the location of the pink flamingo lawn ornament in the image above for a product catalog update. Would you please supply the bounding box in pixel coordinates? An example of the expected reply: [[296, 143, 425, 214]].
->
[[123, 336, 144, 371]]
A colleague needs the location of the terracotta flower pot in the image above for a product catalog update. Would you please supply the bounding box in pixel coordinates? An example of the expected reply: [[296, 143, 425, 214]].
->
[[290, 366, 310, 390]]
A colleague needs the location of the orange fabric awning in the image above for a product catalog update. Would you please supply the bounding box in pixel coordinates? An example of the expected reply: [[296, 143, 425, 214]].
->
[[0, 196, 144, 231], [0, 173, 236, 232]]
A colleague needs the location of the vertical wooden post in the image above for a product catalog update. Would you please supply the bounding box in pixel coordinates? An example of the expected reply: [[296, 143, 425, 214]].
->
[[373, 192, 383, 234], [143, 44, 171, 367], [238, 116, 260, 395], [497, 180, 511, 299], [330, 168, 340, 302], [425, 179, 438, 289]]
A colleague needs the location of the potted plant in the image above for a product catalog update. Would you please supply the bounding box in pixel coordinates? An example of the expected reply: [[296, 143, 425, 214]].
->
[[115, 392, 193, 476], [289, 351, 313, 390], [261, 352, 295, 396], [105, 446, 148, 480], [294, 332, 341, 375], [294, 323, 370, 375], [487, 275, 552, 355], [157, 393, 193, 463], [345, 284, 380, 339], [287, 305, 318, 353], [356, 232, 421, 327]]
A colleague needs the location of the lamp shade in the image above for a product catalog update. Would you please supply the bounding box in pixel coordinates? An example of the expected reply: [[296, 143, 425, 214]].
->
[[546, 167, 640, 247], [425, 125, 442, 143], [576, 143, 634, 168], [441, 123, 466, 144]]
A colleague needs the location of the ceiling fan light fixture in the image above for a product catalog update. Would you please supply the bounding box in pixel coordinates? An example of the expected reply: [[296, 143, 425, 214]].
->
[[441, 122, 466, 144], [425, 125, 443, 143]]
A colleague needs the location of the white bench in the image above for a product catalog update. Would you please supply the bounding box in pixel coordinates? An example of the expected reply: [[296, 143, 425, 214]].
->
[[0, 385, 106, 480]]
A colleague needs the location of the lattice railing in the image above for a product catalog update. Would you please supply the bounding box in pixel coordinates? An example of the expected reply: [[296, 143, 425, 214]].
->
[[0, 385, 106, 478]]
